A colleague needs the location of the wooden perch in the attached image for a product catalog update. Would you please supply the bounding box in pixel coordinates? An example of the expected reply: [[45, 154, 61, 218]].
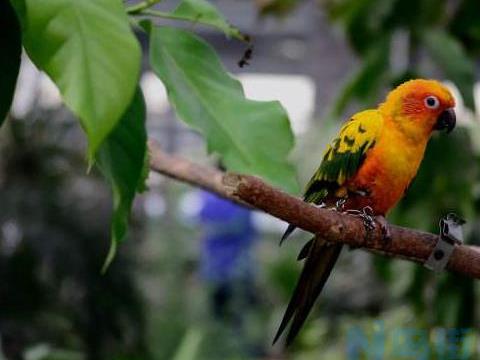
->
[[148, 139, 480, 280]]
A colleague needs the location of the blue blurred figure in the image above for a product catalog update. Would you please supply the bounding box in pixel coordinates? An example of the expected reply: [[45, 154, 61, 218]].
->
[[197, 190, 258, 319]]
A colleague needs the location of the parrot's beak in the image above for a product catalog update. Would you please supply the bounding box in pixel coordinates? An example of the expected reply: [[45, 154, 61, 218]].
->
[[435, 108, 456, 133]]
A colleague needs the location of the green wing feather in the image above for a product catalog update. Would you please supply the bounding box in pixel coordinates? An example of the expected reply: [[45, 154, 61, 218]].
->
[[303, 109, 384, 204]]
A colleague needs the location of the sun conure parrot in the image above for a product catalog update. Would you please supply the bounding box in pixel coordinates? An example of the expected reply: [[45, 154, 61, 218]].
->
[[274, 79, 456, 345]]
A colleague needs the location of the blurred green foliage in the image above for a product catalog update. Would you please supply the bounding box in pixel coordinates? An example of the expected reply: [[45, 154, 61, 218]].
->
[[0, 117, 149, 360], [323, 0, 478, 112]]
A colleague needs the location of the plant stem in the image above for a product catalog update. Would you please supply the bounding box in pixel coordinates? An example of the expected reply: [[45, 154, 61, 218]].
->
[[126, 0, 162, 15], [132, 9, 246, 41]]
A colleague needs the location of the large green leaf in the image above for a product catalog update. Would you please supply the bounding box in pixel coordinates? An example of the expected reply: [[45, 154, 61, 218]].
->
[[424, 29, 475, 109], [12, 0, 141, 158], [97, 88, 147, 272], [147, 24, 298, 193], [0, 1, 22, 125]]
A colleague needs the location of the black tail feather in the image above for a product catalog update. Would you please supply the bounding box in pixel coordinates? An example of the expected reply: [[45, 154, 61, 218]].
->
[[280, 224, 297, 246], [297, 239, 313, 261], [273, 237, 343, 346]]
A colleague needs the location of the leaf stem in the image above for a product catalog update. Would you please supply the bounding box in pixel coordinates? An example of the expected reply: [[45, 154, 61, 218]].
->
[[126, 0, 162, 15], [134, 9, 246, 41]]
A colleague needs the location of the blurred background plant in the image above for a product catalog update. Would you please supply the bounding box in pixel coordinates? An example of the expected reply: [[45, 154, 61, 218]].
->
[[1, 0, 480, 359]]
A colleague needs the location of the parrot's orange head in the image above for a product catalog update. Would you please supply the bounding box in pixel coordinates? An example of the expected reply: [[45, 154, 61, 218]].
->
[[381, 79, 456, 139]]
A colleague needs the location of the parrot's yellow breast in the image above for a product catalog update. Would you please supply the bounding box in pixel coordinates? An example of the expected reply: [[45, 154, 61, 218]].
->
[[347, 117, 429, 215]]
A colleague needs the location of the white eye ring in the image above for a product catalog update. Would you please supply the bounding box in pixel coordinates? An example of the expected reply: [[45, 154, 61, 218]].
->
[[424, 96, 440, 109]]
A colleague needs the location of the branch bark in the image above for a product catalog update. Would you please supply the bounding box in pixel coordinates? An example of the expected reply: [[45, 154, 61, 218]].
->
[[148, 139, 480, 280]]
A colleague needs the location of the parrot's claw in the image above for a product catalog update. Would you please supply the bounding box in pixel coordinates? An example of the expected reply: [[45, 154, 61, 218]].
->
[[345, 208, 391, 240], [335, 199, 346, 211], [375, 215, 391, 241], [345, 206, 376, 232]]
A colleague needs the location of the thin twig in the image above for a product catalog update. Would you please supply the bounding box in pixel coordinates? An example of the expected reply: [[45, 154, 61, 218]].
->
[[126, 0, 163, 15], [148, 140, 480, 280], [130, 9, 246, 41]]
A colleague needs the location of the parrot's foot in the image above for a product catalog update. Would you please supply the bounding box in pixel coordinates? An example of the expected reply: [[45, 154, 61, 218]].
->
[[375, 215, 392, 241], [345, 206, 376, 231], [345, 208, 391, 240], [335, 199, 346, 211]]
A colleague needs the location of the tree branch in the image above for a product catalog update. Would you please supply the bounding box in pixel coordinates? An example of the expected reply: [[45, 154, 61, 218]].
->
[[148, 139, 480, 279]]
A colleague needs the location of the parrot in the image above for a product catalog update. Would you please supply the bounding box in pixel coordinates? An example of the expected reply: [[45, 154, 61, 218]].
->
[[274, 79, 456, 345]]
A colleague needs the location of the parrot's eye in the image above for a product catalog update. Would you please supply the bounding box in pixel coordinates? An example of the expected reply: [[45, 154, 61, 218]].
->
[[424, 96, 440, 109]]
